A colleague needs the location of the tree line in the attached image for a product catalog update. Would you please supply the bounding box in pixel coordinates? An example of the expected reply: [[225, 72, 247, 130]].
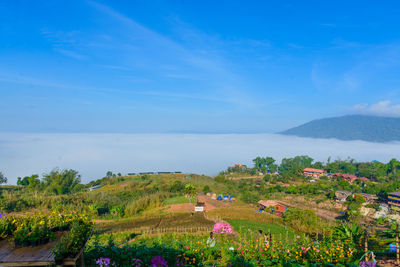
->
[[223, 155, 400, 182]]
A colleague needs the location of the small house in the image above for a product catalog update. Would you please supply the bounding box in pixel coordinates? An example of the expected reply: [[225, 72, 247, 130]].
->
[[258, 200, 287, 215], [335, 190, 352, 202], [303, 168, 325, 179], [87, 185, 102, 192], [332, 173, 358, 184], [388, 192, 400, 212]]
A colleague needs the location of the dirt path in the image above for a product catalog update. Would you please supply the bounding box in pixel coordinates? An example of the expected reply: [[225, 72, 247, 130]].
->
[[277, 197, 341, 221], [376, 257, 397, 266], [167, 203, 191, 212], [230, 176, 263, 181]]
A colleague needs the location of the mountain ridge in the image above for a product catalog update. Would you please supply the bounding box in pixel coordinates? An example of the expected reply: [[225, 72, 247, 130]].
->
[[280, 115, 400, 143]]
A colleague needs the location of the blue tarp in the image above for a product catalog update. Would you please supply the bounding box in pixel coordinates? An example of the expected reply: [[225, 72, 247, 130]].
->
[[389, 244, 397, 252], [217, 196, 223, 200]]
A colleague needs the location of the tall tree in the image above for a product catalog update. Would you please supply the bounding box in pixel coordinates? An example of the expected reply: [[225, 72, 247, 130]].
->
[[184, 183, 197, 214], [0, 172, 7, 185], [43, 169, 81, 195]]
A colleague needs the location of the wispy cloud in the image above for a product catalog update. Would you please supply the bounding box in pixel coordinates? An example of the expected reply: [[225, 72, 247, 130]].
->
[[85, 0, 256, 108], [41, 29, 86, 60], [0, 73, 237, 104], [311, 42, 400, 93], [353, 100, 400, 117]]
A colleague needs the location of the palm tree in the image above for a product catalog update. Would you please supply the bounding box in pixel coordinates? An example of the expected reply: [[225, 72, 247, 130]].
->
[[184, 183, 197, 214]]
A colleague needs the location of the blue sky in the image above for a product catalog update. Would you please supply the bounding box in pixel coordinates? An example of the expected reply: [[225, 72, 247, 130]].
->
[[1, 0, 400, 133]]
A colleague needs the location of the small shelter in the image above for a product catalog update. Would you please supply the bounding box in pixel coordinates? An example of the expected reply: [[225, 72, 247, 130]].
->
[[206, 192, 211, 197], [211, 193, 217, 200], [229, 196, 235, 201], [388, 192, 400, 211], [335, 190, 352, 202], [258, 200, 287, 215], [353, 193, 376, 203], [217, 195, 223, 201], [303, 168, 325, 179], [87, 185, 102, 192], [223, 195, 229, 201]]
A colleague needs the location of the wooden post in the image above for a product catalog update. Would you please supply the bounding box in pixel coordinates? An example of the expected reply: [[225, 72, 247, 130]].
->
[[396, 224, 399, 266], [364, 227, 369, 262]]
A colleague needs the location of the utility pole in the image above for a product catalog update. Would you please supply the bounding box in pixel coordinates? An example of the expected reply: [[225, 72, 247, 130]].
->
[[396, 224, 399, 266]]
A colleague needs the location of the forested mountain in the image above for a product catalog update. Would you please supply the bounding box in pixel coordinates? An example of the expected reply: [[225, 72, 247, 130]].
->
[[281, 115, 400, 142]]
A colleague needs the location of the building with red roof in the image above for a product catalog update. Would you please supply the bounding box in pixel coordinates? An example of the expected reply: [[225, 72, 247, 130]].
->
[[303, 168, 325, 179]]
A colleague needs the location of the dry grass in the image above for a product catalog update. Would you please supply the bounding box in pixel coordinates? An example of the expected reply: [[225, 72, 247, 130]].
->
[[207, 206, 283, 225], [96, 212, 214, 235]]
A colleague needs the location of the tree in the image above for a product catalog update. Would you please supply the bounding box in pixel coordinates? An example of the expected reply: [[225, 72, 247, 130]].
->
[[279, 155, 314, 176], [252, 156, 278, 173], [42, 169, 81, 195], [106, 171, 113, 178], [17, 174, 40, 190], [0, 172, 7, 185], [170, 180, 184, 193], [203, 185, 211, 194], [184, 183, 197, 214]]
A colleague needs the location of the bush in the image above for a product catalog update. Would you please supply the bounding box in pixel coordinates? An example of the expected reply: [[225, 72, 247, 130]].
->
[[125, 192, 170, 216], [203, 185, 210, 194]]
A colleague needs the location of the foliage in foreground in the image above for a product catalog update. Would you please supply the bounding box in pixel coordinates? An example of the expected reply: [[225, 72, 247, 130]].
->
[[85, 231, 360, 266]]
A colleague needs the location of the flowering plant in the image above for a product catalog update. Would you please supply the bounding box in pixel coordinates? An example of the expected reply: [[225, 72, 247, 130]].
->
[[150, 256, 168, 267], [213, 223, 233, 234], [131, 258, 142, 267], [96, 257, 111, 267]]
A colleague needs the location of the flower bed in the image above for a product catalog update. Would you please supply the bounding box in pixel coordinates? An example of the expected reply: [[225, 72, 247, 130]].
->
[[85, 231, 359, 266], [0, 212, 92, 250], [52, 219, 93, 261]]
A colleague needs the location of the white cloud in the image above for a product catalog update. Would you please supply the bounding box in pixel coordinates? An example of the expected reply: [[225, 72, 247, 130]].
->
[[353, 100, 400, 117], [0, 133, 399, 184]]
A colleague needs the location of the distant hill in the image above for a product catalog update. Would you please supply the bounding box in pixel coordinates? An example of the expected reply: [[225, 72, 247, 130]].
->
[[280, 115, 400, 142]]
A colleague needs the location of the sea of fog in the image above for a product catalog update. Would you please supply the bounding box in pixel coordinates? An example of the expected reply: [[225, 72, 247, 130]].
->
[[0, 133, 399, 184]]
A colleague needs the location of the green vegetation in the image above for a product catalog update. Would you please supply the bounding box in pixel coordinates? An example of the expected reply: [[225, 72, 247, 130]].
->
[[0, 154, 399, 265], [163, 195, 196, 205], [227, 219, 296, 240]]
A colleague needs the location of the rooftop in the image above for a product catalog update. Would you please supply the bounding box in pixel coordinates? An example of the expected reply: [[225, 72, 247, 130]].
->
[[303, 168, 325, 173]]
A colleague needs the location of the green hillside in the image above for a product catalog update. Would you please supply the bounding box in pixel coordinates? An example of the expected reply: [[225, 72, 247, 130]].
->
[[281, 115, 400, 142]]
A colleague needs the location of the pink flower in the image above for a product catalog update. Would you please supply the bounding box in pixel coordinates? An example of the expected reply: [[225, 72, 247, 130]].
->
[[316, 249, 320, 253], [213, 223, 233, 234], [296, 235, 300, 239]]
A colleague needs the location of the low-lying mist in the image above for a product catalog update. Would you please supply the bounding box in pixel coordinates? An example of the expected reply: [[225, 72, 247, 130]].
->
[[0, 133, 399, 184]]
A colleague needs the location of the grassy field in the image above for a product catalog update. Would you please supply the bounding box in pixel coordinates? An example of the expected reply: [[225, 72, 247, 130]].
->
[[163, 196, 196, 205], [207, 206, 284, 225], [96, 212, 214, 236], [227, 219, 296, 241]]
